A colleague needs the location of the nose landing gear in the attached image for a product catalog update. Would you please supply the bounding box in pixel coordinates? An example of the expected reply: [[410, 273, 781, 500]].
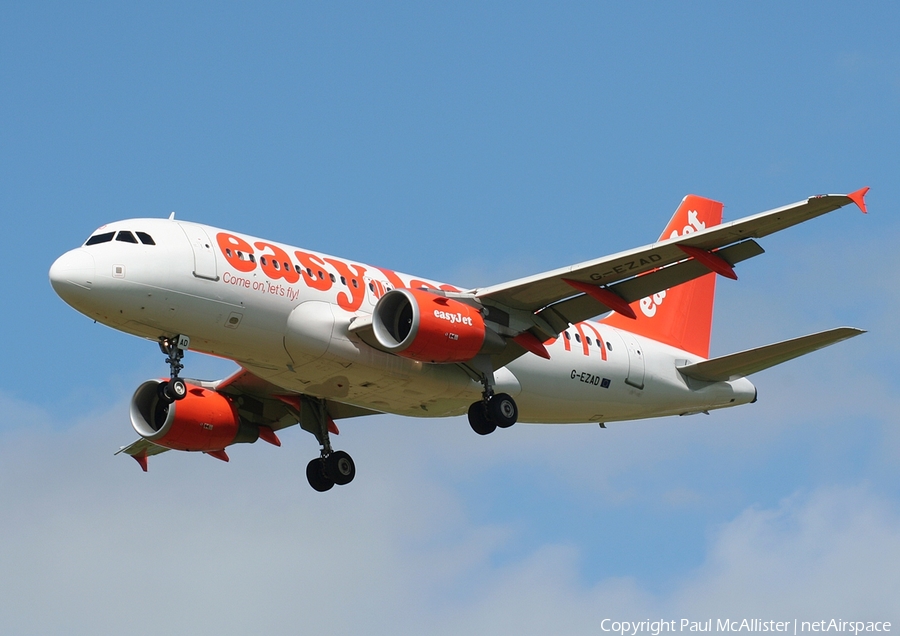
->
[[157, 335, 190, 403]]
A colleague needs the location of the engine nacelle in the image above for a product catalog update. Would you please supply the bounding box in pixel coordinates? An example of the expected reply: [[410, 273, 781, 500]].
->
[[371, 288, 487, 363], [130, 380, 259, 452]]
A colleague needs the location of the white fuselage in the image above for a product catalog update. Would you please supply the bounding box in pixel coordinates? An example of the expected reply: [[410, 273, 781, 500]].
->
[[49, 218, 756, 424]]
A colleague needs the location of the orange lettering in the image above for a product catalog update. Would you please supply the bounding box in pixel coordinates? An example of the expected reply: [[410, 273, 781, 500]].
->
[[375, 267, 405, 290], [255, 242, 300, 284], [216, 233, 256, 273], [324, 258, 367, 312], [294, 250, 333, 291]]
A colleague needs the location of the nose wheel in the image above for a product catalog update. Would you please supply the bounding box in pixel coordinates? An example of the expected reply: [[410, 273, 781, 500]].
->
[[157, 335, 190, 403]]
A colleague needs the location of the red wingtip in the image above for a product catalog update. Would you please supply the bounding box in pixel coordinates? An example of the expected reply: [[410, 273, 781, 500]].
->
[[258, 426, 282, 447], [132, 452, 148, 472], [847, 186, 869, 214], [205, 449, 230, 462]]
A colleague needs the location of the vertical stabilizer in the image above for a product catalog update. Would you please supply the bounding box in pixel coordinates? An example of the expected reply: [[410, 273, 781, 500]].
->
[[601, 195, 723, 358]]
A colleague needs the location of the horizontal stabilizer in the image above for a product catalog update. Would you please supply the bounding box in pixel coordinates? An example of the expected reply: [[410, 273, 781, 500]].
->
[[677, 327, 865, 382]]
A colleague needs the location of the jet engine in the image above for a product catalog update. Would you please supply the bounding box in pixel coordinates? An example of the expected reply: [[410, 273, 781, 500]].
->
[[130, 380, 260, 452], [371, 288, 493, 363]]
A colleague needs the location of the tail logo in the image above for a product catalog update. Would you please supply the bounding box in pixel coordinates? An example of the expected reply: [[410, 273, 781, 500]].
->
[[640, 210, 706, 317], [640, 291, 667, 317], [668, 209, 706, 239]]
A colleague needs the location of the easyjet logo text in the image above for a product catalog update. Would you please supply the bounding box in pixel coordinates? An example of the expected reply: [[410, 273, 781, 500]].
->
[[433, 310, 474, 326], [215, 232, 459, 312]]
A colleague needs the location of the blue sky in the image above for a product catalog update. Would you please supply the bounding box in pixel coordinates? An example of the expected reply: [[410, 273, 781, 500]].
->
[[2, 2, 899, 633]]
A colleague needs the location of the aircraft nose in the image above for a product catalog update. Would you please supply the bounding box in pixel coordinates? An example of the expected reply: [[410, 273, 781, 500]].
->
[[49, 249, 95, 303]]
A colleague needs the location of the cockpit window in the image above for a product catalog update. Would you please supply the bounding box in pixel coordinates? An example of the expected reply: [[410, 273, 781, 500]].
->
[[136, 232, 155, 245], [116, 231, 138, 243], [85, 231, 115, 246]]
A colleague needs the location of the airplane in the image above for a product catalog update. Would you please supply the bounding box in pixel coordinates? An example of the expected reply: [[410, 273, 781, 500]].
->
[[49, 188, 868, 491]]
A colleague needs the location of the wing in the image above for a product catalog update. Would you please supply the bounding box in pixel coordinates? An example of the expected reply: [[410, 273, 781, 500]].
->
[[474, 190, 867, 335], [116, 368, 381, 470]]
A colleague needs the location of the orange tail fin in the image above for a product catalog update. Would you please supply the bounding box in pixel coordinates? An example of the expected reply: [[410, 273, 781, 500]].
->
[[601, 195, 723, 358]]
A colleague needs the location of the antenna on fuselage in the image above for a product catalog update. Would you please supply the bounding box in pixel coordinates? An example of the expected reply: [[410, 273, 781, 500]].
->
[[168, 211, 176, 220]]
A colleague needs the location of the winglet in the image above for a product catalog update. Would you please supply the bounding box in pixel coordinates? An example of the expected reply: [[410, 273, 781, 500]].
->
[[847, 187, 869, 214]]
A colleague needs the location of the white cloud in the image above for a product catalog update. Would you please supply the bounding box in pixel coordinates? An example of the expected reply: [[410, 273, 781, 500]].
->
[[0, 396, 898, 635]]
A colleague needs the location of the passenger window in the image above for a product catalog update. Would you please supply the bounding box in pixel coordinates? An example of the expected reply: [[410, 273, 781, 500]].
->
[[586, 337, 592, 345], [329, 273, 336, 283], [575, 333, 581, 343], [352, 279, 358, 288], [85, 232, 115, 245], [116, 231, 138, 243], [606, 341, 613, 351], [564, 332, 571, 340], [340, 276, 347, 286], [136, 232, 155, 245]]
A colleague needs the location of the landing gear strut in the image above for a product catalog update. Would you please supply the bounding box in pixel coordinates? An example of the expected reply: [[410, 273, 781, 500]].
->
[[467, 368, 518, 435], [295, 396, 356, 492], [157, 334, 190, 403]]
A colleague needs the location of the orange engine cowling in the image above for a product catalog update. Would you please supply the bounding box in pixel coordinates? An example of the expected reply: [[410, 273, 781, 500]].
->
[[372, 288, 487, 363], [130, 380, 259, 452]]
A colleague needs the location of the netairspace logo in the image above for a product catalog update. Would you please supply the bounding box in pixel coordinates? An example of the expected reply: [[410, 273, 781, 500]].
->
[[599, 620, 892, 636]]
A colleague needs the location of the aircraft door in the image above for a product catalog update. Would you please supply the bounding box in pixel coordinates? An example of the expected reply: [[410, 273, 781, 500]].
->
[[179, 223, 219, 281], [612, 330, 645, 389]]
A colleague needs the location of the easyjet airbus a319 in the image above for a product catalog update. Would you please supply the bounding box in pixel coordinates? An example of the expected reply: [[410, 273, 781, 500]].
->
[[50, 189, 868, 491]]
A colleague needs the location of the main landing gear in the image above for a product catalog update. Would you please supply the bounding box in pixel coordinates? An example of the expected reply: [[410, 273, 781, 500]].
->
[[298, 397, 356, 492], [467, 370, 518, 435], [157, 334, 190, 403]]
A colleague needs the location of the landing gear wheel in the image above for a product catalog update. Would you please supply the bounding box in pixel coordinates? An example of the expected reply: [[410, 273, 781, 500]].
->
[[468, 401, 496, 435], [306, 458, 335, 492], [164, 378, 187, 401], [489, 393, 518, 428], [326, 450, 356, 485]]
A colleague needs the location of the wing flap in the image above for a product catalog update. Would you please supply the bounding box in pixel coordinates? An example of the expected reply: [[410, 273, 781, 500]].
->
[[677, 327, 865, 382], [539, 239, 765, 326], [116, 439, 170, 457]]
